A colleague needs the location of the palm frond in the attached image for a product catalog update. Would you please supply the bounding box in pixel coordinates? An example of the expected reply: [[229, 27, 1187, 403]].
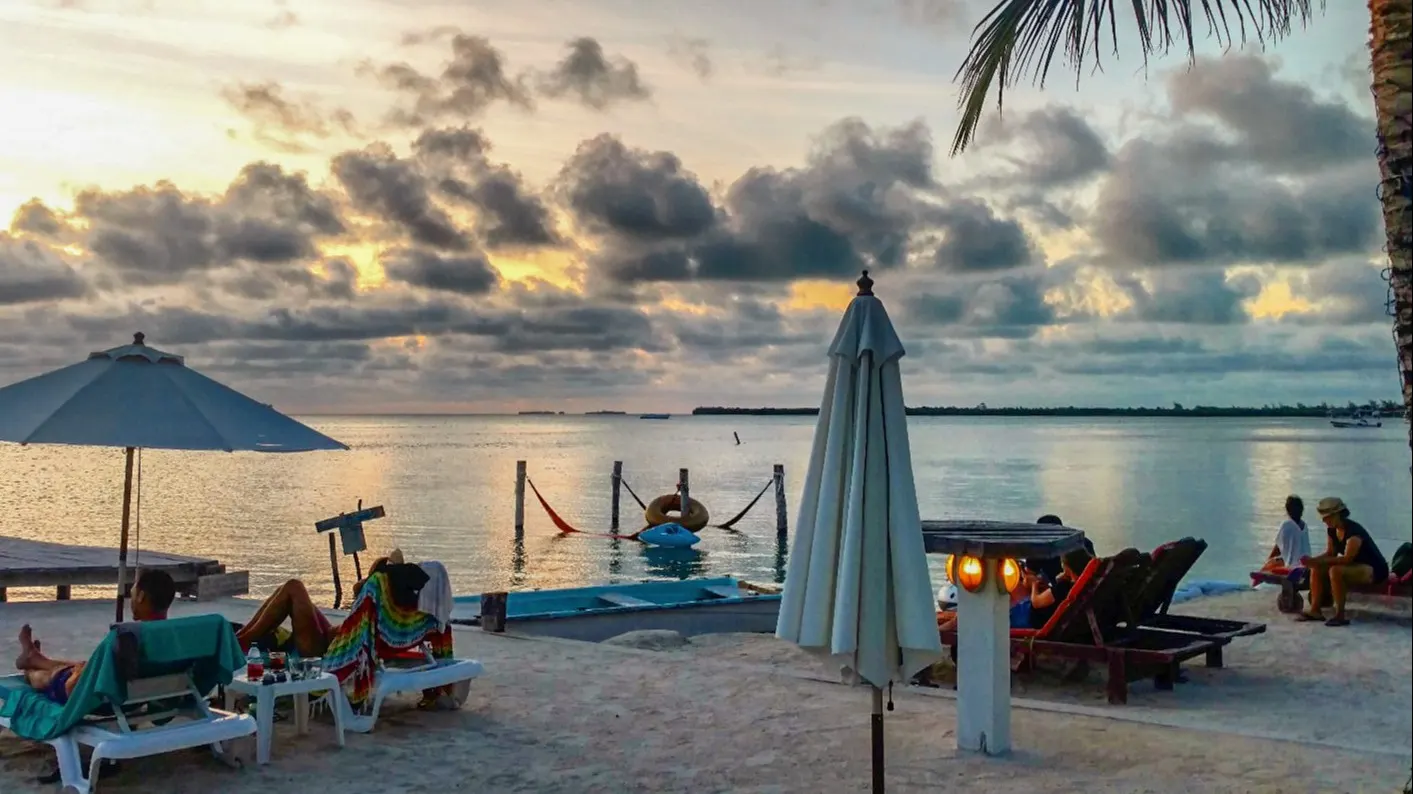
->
[[949, 0, 1325, 155]]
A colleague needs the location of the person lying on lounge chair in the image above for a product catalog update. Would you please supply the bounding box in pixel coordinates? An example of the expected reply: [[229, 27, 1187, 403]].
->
[[1025, 514, 1096, 585], [940, 547, 1093, 632], [235, 554, 400, 656], [1297, 497, 1389, 627], [1261, 495, 1312, 573], [14, 569, 176, 705]]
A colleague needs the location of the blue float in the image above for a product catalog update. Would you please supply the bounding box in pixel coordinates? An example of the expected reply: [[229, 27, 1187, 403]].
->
[[638, 522, 701, 548]]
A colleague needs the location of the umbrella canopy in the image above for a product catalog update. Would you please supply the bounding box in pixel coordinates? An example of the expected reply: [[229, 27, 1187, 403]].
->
[[776, 271, 943, 688], [0, 333, 346, 620], [0, 333, 346, 452]]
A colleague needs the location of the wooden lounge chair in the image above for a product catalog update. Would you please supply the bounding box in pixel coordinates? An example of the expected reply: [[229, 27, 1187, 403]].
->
[[940, 549, 1225, 705], [1250, 568, 1413, 614], [1128, 538, 1266, 656]]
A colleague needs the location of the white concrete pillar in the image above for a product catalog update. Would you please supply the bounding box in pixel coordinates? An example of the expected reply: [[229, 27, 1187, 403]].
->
[[954, 557, 1011, 755]]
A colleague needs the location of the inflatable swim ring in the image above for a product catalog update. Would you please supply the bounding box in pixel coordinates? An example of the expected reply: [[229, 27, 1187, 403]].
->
[[645, 494, 710, 532], [638, 522, 701, 548]]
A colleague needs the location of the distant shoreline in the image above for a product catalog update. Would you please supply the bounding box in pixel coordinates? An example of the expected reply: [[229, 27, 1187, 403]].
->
[[692, 405, 1405, 418]]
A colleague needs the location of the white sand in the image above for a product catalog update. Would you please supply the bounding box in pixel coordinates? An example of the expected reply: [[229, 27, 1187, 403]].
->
[[2, 590, 1410, 793]]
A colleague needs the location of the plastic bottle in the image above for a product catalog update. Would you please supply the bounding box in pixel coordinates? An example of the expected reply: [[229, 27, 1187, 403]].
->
[[246, 646, 264, 680]]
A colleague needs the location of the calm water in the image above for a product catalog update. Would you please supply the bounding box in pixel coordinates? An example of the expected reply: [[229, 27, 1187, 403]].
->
[[2, 415, 1409, 602]]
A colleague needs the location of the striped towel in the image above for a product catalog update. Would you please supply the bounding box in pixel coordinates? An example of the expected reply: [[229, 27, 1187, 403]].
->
[[323, 572, 453, 707]]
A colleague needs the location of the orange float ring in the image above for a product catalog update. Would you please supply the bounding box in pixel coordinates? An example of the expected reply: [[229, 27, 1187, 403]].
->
[[644, 494, 710, 532]]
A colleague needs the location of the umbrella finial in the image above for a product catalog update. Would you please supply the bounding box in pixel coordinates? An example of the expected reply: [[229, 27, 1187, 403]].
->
[[133, 332, 146, 346], [856, 270, 874, 296]]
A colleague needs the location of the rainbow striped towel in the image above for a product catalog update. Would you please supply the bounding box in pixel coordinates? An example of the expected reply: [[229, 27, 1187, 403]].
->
[[324, 572, 452, 707]]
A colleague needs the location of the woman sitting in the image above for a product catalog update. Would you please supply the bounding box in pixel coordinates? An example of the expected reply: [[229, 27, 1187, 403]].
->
[[1298, 497, 1389, 627], [1261, 495, 1312, 573]]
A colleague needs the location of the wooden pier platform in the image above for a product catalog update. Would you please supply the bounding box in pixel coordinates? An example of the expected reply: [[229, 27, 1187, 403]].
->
[[0, 536, 248, 602]]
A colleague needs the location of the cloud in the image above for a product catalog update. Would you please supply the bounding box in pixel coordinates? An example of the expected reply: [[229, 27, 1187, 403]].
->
[[413, 128, 560, 249], [556, 134, 717, 241], [536, 38, 651, 110], [1112, 269, 1260, 325], [665, 36, 712, 80], [221, 81, 358, 154], [10, 200, 64, 237], [0, 235, 88, 305], [368, 34, 534, 125], [980, 106, 1111, 188], [1167, 55, 1371, 173], [381, 248, 500, 295], [332, 146, 472, 251]]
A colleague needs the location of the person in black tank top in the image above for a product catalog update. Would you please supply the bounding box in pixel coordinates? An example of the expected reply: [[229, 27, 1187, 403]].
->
[[1298, 497, 1389, 627]]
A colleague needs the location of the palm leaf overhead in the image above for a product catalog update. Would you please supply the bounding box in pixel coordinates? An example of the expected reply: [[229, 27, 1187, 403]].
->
[[950, 0, 1325, 155]]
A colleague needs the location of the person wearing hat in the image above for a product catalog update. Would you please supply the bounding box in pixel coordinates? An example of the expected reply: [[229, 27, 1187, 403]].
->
[[1298, 497, 1390, 626]]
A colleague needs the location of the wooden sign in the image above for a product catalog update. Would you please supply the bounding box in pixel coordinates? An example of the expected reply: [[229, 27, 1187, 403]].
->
[[314, 504, 386, 556]]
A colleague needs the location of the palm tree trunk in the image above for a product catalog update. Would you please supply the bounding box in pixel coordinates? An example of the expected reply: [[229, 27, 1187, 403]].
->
[[1369, 0, 1413, 467]]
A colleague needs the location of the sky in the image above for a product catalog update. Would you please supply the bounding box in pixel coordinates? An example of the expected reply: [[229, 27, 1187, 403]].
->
[[0, 0, 1398, 413]]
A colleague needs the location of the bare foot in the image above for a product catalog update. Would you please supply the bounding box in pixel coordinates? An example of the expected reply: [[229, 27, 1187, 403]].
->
[[16, 624, 37, 670]]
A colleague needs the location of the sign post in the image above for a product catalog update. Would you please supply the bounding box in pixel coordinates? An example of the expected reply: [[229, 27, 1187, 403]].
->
[[314, 500, 387, 608]]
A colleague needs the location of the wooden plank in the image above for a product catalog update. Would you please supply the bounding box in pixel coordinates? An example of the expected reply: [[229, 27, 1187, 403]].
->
[[0, 535, 224, 591], [194, 571, 249, 600], [599, 592, 654, 608]]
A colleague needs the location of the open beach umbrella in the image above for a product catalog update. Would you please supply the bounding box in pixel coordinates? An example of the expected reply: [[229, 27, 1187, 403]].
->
[[775, 271, 943, 793], [0, 332, 347, 620]]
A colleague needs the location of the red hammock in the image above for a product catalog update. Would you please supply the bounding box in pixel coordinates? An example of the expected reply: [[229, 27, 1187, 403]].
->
[[526, 477, 644, 540]]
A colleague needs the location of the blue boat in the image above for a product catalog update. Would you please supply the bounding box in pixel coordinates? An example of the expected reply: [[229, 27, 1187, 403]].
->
[[451, 576, 781, 642]]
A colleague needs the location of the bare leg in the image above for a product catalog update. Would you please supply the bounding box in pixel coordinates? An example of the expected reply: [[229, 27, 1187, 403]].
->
[[1329, 565, 1349, 619], [15, 625, 74, 674], [1304, 564, 1328, 618], [236, 580, 330, 657]]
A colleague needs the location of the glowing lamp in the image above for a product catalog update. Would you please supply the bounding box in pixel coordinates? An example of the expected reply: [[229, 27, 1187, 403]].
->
[[948, 554, 987, 593], [998, 558, 1022, 594]]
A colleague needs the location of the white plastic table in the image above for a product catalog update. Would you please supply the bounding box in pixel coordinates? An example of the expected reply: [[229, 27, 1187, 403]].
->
[[224, 671, 347, 764]]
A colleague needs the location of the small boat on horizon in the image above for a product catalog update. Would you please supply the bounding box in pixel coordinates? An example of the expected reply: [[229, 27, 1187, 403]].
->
[[639, 413, 671, 420], [1330, 410, 1382, 428]]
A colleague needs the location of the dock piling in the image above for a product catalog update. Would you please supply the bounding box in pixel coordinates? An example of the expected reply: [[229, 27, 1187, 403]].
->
[[774, 464, 788, 537], [481, 591, 508, 632], [610, 460, 623, 530], [679, 468, 690, 510], [514, 460, 527, 537]]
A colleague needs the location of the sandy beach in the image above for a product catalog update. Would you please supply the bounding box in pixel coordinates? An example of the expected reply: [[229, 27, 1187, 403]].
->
[[3, 589, 1410, 793]]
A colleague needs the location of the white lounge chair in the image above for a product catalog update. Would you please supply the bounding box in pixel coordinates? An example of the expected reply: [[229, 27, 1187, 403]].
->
[[331, 654, 484, 734], [1, 670, 255, 794]]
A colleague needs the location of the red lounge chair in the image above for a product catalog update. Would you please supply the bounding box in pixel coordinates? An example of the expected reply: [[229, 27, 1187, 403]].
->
[[1130, 538, 1266, 654], [940, 549, 1225, 705], [1250, 568, 1413, 614]]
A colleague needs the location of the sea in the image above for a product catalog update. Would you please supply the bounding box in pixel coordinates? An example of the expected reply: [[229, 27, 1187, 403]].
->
[[2, 414, 1409, 603]]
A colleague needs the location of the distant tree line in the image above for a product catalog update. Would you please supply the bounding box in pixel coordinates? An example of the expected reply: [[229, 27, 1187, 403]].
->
[[693, 400, 1407, 418]]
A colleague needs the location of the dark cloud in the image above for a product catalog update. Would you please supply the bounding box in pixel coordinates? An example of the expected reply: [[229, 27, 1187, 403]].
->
[[1290, 259, 1391, 325], [217, 257, 358, 301], [220, 81, 357, 154], [332, 146, 471, 251], [1167, 55, 1371, 173], [665, 36, 712, 80], [980, 106, 1110, 188], [927, 199, 1034, 272], [368, 34, 534, 125], [0, 235, 88, 305], [536, 38, 651, 110], [1112, 269, 1260, 325], [381, 248, 499, 295], [1091, 138, 1379, 268], [556, 135, 717, 241], [413, 128, 559, 249], [10, 200, 63, 237], [900, 270, 1058, 338]]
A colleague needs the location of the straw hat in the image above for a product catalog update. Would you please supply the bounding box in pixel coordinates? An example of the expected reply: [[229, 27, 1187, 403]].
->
[[1316, 497, 1348, 518], [387, 548, 405, 565]]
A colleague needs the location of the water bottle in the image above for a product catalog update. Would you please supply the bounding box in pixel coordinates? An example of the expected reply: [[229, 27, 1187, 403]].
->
[[246, 646, 264, 680]]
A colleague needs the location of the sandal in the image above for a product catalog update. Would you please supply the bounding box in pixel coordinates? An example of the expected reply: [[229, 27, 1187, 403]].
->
[[1293, 612, 1324, 622], [1324, 617, 1350, 627]]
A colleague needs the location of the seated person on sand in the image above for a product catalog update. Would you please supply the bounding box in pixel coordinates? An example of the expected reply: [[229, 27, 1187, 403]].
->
[[15, 569, 177, 704], [1297, 497, 1389, 627], [940, 547, 1093, 632], [1261, 495, 1312, 573]]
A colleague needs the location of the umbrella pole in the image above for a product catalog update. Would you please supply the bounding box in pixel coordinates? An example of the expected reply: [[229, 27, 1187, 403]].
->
[[115, 446, 135, 623], [871, 685, 885, 793]]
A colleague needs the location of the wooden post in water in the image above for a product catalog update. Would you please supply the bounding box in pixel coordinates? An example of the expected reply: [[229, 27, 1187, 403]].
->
[[610, 461, 623, 530], [56, 585, 71, 601], [774, 464, 788, 537], [481, 591, 508, 633], [514, 461, 527, 537], [678, 468, 690, 512]]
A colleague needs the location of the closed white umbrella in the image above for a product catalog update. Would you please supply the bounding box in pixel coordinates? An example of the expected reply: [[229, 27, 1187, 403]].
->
[[775, 271, 943, 793], [0, 333, 347, 619]]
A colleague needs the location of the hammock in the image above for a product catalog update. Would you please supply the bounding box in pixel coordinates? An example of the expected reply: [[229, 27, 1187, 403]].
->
[[323, 572, 452, 707], [714, 478, 773, 530], [527, 477, 643, 540]]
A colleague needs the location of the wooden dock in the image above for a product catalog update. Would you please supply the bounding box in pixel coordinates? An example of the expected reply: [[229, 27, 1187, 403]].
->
[[0, 536, 248, 602]]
